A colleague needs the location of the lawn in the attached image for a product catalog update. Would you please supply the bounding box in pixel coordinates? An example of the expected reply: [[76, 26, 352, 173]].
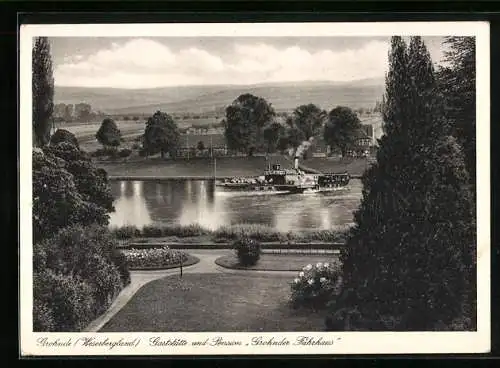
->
[[215, 254, 341, 271], [99, 273, 328, 332], [96, 155, 371, 178]]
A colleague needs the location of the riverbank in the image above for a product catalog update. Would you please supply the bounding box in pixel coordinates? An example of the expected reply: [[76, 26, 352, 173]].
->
[[96, 155, 372, 179]]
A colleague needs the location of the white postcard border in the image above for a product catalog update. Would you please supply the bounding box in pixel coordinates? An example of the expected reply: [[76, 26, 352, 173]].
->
[[19, 21, 491, 356]]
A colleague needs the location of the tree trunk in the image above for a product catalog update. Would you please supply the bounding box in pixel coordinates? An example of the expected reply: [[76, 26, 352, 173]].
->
[[160, 149, 165, 159]]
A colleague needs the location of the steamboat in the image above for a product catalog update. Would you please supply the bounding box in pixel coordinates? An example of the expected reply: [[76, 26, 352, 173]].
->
[[216, 157, 350, 194]]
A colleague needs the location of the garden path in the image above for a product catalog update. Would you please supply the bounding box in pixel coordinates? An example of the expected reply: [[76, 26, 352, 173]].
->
[[84, 249, 297, 332]]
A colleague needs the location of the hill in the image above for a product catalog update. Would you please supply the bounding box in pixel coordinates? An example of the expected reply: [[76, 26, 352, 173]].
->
[[54, 79, 385, 116]]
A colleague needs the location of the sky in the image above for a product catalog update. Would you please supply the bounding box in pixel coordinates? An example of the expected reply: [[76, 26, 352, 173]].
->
[[49, 36, 447, 89]]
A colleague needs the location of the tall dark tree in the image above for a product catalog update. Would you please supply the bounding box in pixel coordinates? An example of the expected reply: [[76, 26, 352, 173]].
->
[[143, 111, 180, 158], [223, 94, 275, 156], [96, 118, 121, 148], [32, 37, 54, 147], [324, 106, 363, 157], [326, 36, 475, 331], [289, 104, 327, 140], [438, 37, 476, 187]]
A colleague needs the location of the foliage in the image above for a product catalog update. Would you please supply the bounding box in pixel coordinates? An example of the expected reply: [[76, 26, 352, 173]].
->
[[143, 111, 180, 158], [32, 148, 109, 243], [119, 148, 132, 157], [33, 269, 95, 332], [122, 247, 189, 269], [438, 36, 476, 186], [263, 120, 286, 153], [33, 224, 129, 331], [110, 223, 349, 243], [32, 37, 54, 147], [50, 129, 79, 148], [91, 147, 120, 157], [45, 142, 114, 212], [324, 106, 363, 157], [224, 94, 275, 155], [290, 262, 342, 309], [197, 140, 205, 151], [327, 36, 476, 331], [233, 237, 261, 266], [289, 104, 327, 140], [96, 118, 121, 148]]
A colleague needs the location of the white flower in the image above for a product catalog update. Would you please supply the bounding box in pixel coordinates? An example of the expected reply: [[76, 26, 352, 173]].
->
[[308, 279, 314, 285], [298, 271, 305, 277], [294, 278, 300, 284], [324, 263, 329, 268], [316, 262, 323, 269], [320, 277, 327, 283], [304, 264, 313, 271]]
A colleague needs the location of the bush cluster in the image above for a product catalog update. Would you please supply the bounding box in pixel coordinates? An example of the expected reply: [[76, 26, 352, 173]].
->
[[118, 148, 132, 158], [33, 225, 130, 331], [233, 237, 261, 266], [122, 247, 189, 269], [110, 224, 210, 239], [290, 262, 342, 310]]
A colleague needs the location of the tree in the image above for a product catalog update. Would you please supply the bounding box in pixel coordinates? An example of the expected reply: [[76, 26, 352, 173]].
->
[[326, 36, 475, 331], [143, 111, 180, 158], [50, 129, 79, 148], [96, 118, 121, 148], [262, 121, 285, 153], [324, 106, 362, 157], [437, 37, 476, 187], [289, 104, 327, 140], [223, 94, 275, 156], [32, 37, 54, 147], [197, 140, 205, 151]]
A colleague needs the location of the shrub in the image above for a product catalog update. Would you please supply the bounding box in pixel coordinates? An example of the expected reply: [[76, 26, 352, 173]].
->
[[111, 225, 141, 239], [142, 225, 163, 237], [290, 261, 342, 310], [33, 269, 95, 332], [214, 224, 287, 242], [33, 224, 130, 331], [233, 237, 261, 266], [50, 129, 79, 148], [131, 143, 140, 150], [96, 117, 121, 148], [119, 148, 132, 157], [91, 147, 118, 157], [32, 148, 110, 243]]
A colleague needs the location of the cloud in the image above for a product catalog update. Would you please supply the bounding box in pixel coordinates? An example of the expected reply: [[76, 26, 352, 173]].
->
[[54, 38, 394, 88]]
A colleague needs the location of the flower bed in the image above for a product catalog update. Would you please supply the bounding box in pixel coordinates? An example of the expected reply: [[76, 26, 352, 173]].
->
[[290, 261, 343, 309], [121, 247, 197, 270]]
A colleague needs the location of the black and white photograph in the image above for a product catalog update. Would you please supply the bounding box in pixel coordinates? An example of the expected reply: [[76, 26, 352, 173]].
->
[[20, 22, 490, 355]]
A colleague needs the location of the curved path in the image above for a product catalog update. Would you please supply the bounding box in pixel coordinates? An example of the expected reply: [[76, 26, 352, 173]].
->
[[84, 249, 298, 332]]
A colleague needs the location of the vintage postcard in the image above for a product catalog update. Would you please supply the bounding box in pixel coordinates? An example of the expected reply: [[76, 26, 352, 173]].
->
[[20, 21, 490, 356]]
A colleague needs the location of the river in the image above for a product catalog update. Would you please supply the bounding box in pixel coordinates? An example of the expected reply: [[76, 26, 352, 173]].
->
[[109, 179, 363, 231]]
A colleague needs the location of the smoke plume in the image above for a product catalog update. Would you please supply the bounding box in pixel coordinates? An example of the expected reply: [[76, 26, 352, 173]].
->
[[294, 137, 315, 158]]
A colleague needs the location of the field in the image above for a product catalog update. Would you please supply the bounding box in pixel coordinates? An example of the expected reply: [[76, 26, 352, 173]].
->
[[55, 79, 384, 116], [62, 117, 222, 151]]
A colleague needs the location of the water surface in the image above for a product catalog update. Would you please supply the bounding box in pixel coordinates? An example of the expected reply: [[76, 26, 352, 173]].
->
[[109, 179, 362, 231]]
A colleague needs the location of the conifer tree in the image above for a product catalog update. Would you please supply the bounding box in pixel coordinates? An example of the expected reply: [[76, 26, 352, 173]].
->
[[326, 36, 475, 331], [32, 37, 54, 147]]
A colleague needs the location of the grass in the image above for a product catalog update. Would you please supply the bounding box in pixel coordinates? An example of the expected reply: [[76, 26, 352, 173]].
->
[[96, 155, 371, 178], [99, 273, 328, 332], [110, 223, 350, 244], [215, 254, 341, 272]]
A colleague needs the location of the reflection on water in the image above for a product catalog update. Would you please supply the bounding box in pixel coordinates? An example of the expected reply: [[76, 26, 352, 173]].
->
[[109, 179, 362, 231]]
